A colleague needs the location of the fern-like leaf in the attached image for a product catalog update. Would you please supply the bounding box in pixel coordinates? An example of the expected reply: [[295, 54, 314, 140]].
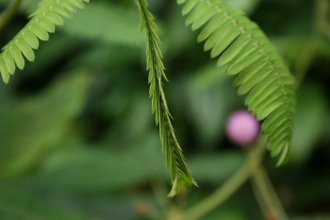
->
[[0, 0, 89, 83], [135, 0, 197, 197], [178, 0, 296, 166]]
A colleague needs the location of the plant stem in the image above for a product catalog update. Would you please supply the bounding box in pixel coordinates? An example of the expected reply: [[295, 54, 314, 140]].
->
[[262, 168, 289, 220], [251, 167, 289, 220], [251, 172, 268, 217], [0, 0, 22, 33], [149, 176, 170, 219], [294, 0, 329, 89], [174, 138, 266, 220]]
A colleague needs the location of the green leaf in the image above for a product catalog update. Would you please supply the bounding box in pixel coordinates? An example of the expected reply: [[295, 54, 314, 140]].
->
[[0, 58, 9, 83], [15, 38, 35, 62], [136, 0, 197, 197], [29, 23, 49, 41], [35, 16, 56, 33], [22, 30, 40, 49], [2, 53, 15, 75], [179, 0, 296, 166], [0, 0, 88, 83], [9, 44, 25, 70]]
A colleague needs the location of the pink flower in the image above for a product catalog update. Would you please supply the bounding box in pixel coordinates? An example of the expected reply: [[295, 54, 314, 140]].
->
[[226, 110, 260, 147]]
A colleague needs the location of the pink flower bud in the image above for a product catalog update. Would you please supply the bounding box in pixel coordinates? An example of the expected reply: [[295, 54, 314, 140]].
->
[[226, 110, 260, 147]]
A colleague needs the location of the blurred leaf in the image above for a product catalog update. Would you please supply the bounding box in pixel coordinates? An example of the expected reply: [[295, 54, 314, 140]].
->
[[97, 81, 152, 143], [189, 151, 244, 183], [189, 63, 228, 90], [224, 0, 261, 14], [293, 216, 330, 220], [0, 71, 91, 179], [274, 35, 330, 65], [162, 5, 195, 59], [0, 0, 10, 7], [17, 1, 143, 47], [60, 2, 144, 47], [17, 136, 243, 193], [291, 83, 328, 163], [23, 134, 164, 193], [70, 43, 140, 71], [0, 188, 93, 220], [185, 63, 239, 149], [20, 34, 79, 79]]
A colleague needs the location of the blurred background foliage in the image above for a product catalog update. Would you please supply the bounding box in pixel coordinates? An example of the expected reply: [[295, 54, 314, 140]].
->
[[0, 0, 329, 219]]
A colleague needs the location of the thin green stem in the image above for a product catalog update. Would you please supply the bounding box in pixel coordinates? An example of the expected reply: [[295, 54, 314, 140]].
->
[[149, 176, 170, 219], [0, 0, 22, 34], [251, 173, 268, 217], [251, 170, 273, 216], [251, 167, 289, 220], [294, 0, 329, 89], [262, 168, 289, 219], [173, 138, 266, 220]]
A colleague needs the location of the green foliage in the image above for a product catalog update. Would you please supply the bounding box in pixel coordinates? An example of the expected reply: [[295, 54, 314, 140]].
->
[[0, 0, 89, 83], [13, 0, 143, 47], [135, 0, 197, 197], [0, 188, 92, 220], [0, 0, 329, 218], [60, 2, 144, 47], [223, 0, 260, 14], [28, 136, 163, 193], [291, 83, 328, 163], [178, 0, 296, 166], [186, 63, 236, 149], [0, 71, 91, 179], [188, 151, 243, 183], [26, 141, 242, 193]]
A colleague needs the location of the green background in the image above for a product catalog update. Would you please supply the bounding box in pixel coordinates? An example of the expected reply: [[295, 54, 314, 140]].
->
[[0, 0, 329, 219]]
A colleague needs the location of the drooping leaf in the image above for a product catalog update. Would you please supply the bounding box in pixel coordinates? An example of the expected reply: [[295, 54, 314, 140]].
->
[[178, 0, 296, 166], [0, 0, 89, 83], [135, 0, 197, 197]]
